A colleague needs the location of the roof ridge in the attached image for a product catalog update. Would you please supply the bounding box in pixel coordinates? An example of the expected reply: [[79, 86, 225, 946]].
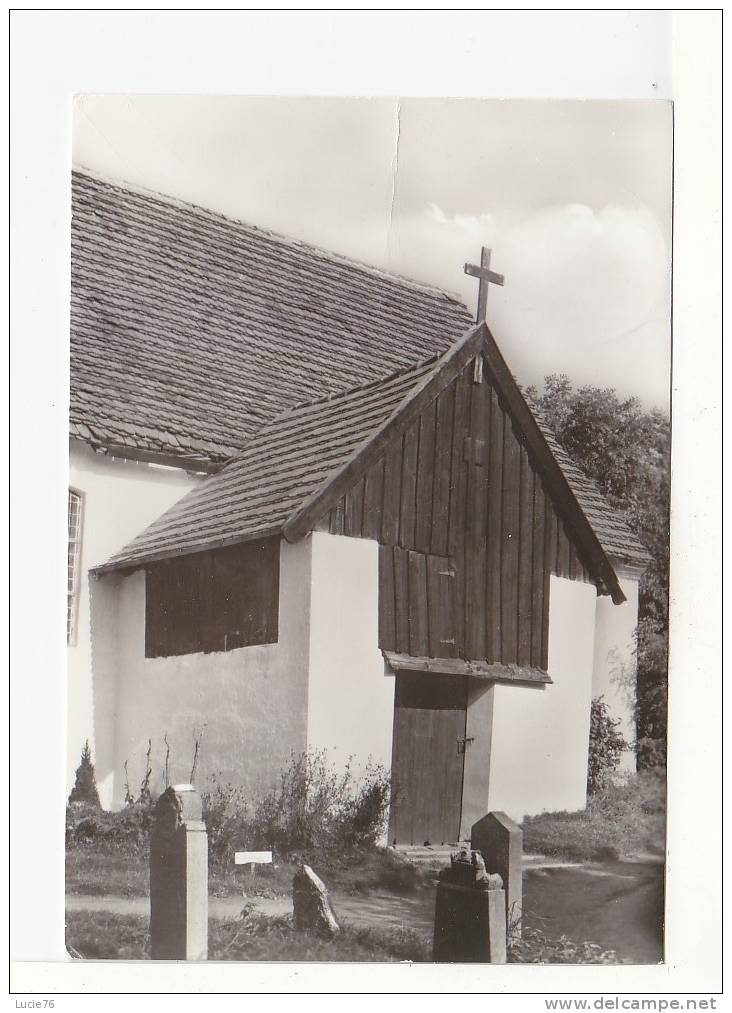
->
[[72, 167, 472, 309]]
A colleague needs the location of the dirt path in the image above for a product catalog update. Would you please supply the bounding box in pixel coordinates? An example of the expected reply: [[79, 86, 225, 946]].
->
[[522, 859, 664, 964], [66, 858, 664, 963], [64, 891, 432, 932]]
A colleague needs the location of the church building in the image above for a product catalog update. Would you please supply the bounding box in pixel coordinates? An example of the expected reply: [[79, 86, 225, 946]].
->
[[69, 171, 649, 841]]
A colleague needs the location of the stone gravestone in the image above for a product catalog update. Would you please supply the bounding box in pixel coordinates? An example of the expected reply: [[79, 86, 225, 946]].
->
[[433, 848, 506, 963], [471, 811, 523, 939], [150, 784, 208, 960], [292, 864, 340, 938]]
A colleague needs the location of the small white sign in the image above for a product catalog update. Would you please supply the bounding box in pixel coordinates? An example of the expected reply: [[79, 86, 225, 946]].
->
[[235, 850, 273, 865]]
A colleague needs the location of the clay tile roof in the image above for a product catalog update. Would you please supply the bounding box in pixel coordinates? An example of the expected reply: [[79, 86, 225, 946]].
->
[[100, 347, 650, 574], [74, 171, 648, 574], [528, 400, 652, 567], [101, 355, 441, 569], [71, 170, 474, 464]]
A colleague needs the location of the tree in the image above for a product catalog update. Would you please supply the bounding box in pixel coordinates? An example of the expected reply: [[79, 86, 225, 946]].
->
[[526, 375, 670, 765], [587, 696, 628, 794], [68, 739, 102, 808]]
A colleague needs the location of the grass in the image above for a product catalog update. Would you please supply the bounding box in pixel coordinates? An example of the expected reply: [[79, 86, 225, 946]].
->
[[66, 910, 625, 964], [66, 911, 151, 961], [67, 841, 434, 900], [509, 927, 627, 965], [522, 770, 666, 863], [65, 910, 431, 962], [66, 847, 151, 898]]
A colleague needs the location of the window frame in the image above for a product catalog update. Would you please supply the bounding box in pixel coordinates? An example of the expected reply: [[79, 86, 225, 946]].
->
[[67, 487, 84, 646]]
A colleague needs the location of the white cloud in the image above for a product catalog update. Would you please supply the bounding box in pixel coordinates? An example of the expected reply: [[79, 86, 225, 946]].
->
[[387, 201, 671, 408]]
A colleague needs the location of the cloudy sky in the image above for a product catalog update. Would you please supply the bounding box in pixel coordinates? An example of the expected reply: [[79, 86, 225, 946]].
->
[[73, 95, 672, 408]]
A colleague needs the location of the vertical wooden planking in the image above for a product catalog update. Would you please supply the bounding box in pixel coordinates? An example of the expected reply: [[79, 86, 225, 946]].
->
[[501, 417, 521, 663], [465, 373, 490, 659], [423, 555, 441, 656], [381, 439, 403, 544], [440, 566, 458, 658], [408, 550, 429, 657], [399, 421, 420, 549], [195, 550, 212, 652], [517, 445, 534, 667], [486, 386, 504, 662], [329, 496, 345, 536], [362, 456, 385, 540], [530, 478, 546, 668], [145, 566, 157, 657], [448, 367, 471, 657], [447, 367, 470, 556], [344, 476, 365, 536], [543, 498, 558, 670], [378, 544, 396, 652], [414, 400, 437, 554], [146, 540, 279, 658], [431, 380, 455, 557], [557, 520, 571, 578], [569, 541, 578, 581], [393, 546, 410, 654]]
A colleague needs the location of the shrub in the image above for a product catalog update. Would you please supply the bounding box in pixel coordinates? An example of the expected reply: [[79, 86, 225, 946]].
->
[[201, 751, 391, 870], [636, 735, 666, 769], [200, 777, 250, 871], [246, 751, 391, 857], [587, 696, 627, 795], [509, 926, 625, 964], [67, 802, 155, 851], [67, 748, 392, 871], [336, 761, 391, 850], [522, 768, 666, 862], [68, 741, 101, 808]]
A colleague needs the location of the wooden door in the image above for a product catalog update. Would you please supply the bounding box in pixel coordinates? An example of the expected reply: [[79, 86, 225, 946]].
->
[[389, 672, 467, 846]]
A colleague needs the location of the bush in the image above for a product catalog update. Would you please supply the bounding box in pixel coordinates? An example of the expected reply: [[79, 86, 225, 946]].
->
[[200, 778, 250, 871], [68, 741, 101, 808], [587, 697, 627, 795], [636, 735, 666, 769], [522, 769, 666, 862], [509, 926, 625, 964], [66, 802, 155, 851], [250, 752, 391, 857], [201, 751, 391, 872], [66, 749, 392, 877]]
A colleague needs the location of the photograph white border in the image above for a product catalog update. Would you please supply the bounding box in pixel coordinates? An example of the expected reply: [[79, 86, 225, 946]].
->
[[9, 10, 721, 997]]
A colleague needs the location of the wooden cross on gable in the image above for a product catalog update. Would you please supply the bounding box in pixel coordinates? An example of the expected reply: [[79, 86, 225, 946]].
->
[[464, 246, 505, 323], [464, 246, 504, 383]]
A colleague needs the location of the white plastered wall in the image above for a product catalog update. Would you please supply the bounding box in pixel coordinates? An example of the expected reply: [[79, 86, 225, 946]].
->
[[90, 537, 312, 809], [67, 441, 201, 796], [306, 532, 395, 780], [592, 563, 642, 773], [481, 575, 597, 821]]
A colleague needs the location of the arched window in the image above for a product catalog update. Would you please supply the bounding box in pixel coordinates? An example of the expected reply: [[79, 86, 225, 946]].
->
[[68, 489, 83, 645]]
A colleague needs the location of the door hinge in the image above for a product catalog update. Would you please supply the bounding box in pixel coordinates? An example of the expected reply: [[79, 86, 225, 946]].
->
[[457, 736, 475, 754]]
